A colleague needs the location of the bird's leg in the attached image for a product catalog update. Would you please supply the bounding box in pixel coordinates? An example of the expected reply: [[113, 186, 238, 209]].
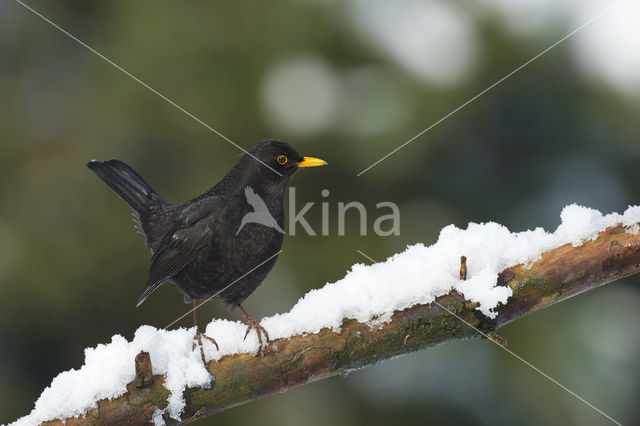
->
[[191, 300, 218, 362], [237, 304, 270, 350]]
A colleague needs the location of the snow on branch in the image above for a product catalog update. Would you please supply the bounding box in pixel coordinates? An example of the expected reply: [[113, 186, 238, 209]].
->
[[14, 204, 640, 425]]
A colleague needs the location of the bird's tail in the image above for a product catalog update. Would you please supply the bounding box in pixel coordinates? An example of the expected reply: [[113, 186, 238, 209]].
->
[[87, 159, 165, 213]]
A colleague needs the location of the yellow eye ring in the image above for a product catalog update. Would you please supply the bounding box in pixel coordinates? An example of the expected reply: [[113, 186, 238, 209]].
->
[[277, 155, 288, 165]]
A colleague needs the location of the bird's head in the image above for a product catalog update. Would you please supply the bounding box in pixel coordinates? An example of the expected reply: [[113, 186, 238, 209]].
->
[[244, 139, 327, 184]]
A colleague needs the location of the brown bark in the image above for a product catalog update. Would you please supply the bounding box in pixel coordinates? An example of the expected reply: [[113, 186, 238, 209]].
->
[[41, 224, 640, 425]]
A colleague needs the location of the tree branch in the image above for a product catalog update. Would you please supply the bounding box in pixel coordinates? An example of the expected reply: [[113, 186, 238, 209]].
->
[[43, 224, 640, 425]]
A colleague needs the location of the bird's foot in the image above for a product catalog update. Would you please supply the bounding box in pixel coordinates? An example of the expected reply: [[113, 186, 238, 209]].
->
[[192, 330, 219, 363], [237, 304, 269, 355], [243, 318, 270, 352], [201, 333, 219, 350]]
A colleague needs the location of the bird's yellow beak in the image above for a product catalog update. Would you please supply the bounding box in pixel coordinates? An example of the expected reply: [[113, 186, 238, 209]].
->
[[297, 157, 328, 168]]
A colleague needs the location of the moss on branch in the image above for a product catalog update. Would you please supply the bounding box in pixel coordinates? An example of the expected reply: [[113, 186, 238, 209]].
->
[[41, 224, 640, 425]]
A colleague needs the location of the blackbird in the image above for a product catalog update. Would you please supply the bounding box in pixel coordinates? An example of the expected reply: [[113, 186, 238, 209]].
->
[[88, 139, 326, 352]]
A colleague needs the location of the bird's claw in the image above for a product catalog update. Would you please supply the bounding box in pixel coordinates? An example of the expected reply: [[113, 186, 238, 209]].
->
[[243, 318, 270, 351], [201, 333, 219, 351], [193, 330, 219, 363]]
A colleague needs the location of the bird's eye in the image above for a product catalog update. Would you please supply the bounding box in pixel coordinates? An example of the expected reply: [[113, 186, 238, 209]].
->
[[277, 155, 288, 165]]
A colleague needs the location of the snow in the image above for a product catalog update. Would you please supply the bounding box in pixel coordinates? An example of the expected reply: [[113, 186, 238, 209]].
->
[[152, 409, 166, 426], [11, 327, 212, 425], [13, 204, 640, 425]]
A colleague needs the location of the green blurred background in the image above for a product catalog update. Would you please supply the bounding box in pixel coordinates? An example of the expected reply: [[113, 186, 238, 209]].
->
[[1, 0, 639, 424]]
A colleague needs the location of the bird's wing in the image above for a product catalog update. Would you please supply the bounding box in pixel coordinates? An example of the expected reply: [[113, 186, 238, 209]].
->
[[244, 186, 285, 233], [131, 204, 172, 254], [245, 186, 269, 211], [244, 186, 255, 200], [136, 196, 224, 306]]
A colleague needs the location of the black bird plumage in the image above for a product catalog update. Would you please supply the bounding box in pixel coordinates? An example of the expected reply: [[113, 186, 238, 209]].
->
[[87, 139, 326, 350]]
